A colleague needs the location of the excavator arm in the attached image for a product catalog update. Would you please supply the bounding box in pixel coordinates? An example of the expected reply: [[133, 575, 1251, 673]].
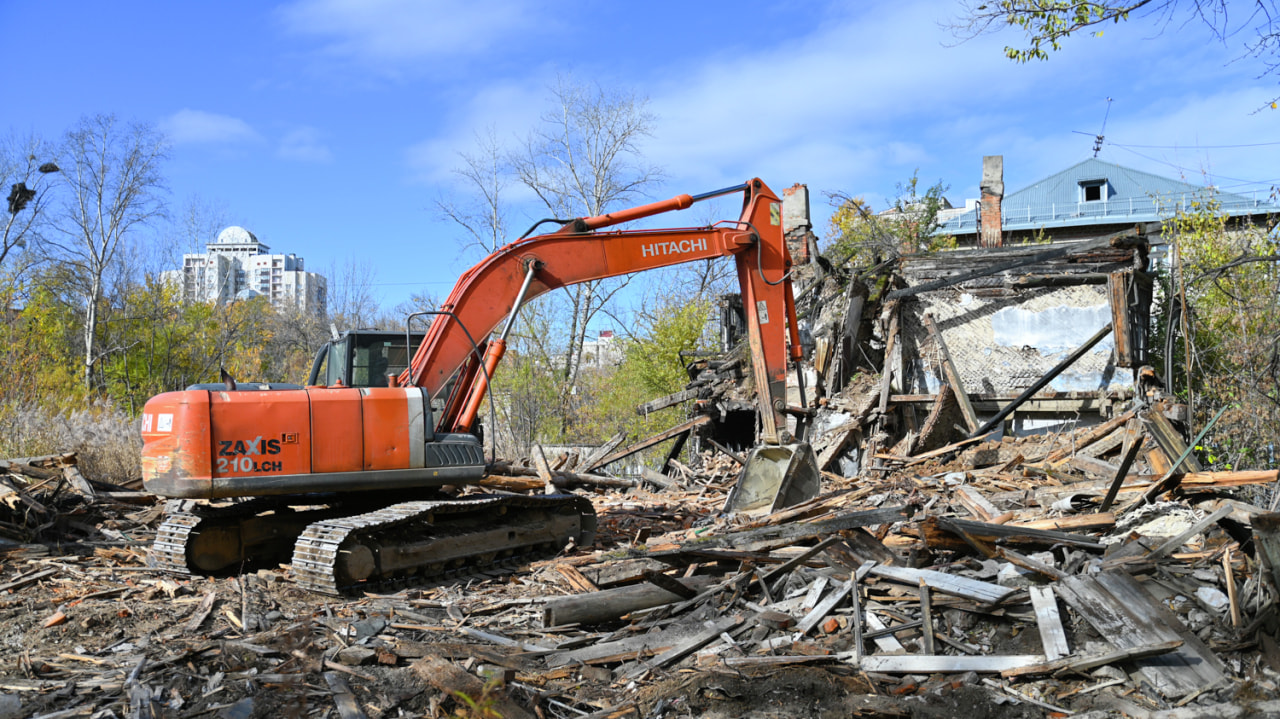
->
[[407, 178, 803, 444]]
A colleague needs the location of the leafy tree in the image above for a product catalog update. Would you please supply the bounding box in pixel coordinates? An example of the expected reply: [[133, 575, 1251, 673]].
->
[[573, 297, 713, 448], [950, 0, 1280, 107], [826, 172, 956, 269], [1161, 197, 1280, 469]]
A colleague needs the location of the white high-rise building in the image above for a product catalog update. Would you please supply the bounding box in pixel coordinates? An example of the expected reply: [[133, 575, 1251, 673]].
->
[[162, 226, 327, 314]]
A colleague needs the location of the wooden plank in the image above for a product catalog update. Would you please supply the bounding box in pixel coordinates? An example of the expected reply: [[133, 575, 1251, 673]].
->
[[1142, 410, 1203, 473], [903, 433, 992, 466], [619, 615, 743, 678], [581, 558, 671, 588], [1100, 417, 1145, 511], [62, 465, 96, 499], [1028, 586, 1069, 661], [585, 416, 710, 471], [324, 672, 368, 719], [955, 485, 999, 521], [0, 568, 58, 594], [410, 657, 534, 719], [531, 444, 556, 493], [548, 624, 697, 668], [1255, 513, 1280, 594], [580, 431, 627, 471], [1067, 455, 1121, 479], [859, 655, 1046, 673], [1056, 571, 1225, 697], [1007, 513, 1116, 532], [795, 579, 853, 635], [918, 579, 935, 655], [184, 590, 218, 634], [801, 576, 830, 612], [635, 388, 701, 416], [542, 576, 716, 627], [864, 610, 905, 653], [869, 565, 1016, 604], [924, 313, 980, 433], [679, 504, 910, 555], [997, 547, 1067, 582], [927, 516, 1106, 552], [761, 536, 843, 586], [1081, 425, 1129, 458], [876, 302, 900, 418], [556, 565, 599, 593], [1046, 409, 1137, 462], [1001, 639, 1184, 678]]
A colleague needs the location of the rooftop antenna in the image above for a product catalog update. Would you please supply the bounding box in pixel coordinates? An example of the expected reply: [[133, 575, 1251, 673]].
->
[[1093, 98, 1112, 157], [1071, 97, 1113, 157]]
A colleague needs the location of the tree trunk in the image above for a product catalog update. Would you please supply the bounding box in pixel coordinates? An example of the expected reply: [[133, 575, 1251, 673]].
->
[[83, 275, 100, 390]]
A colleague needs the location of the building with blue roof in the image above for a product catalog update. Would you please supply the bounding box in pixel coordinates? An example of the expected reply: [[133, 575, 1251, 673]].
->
[[937, 157, 1277, 244]]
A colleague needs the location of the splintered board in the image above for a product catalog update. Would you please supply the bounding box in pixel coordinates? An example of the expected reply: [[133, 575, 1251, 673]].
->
[[1056, 571, 1225, 698]]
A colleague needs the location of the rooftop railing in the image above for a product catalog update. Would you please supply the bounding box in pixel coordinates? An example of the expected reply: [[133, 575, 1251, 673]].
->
[[937, 191, 1277, 233]]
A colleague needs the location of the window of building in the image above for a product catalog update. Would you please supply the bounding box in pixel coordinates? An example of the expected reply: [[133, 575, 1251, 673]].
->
[[1080, 179, 1107, 203]]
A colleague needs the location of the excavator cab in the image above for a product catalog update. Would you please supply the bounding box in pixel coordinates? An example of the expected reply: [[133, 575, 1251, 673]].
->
[[308, 329, 425, 389]]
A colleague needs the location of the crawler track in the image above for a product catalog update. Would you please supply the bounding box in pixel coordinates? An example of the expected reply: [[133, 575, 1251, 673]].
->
[[291, 494, 596, 595]]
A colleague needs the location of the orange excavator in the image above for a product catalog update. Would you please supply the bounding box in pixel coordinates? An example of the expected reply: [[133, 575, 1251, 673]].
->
[[141, 178, 811, 594]]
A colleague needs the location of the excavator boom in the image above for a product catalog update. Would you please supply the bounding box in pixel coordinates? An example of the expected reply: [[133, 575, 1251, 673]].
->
[[411, 178, 802, 442]]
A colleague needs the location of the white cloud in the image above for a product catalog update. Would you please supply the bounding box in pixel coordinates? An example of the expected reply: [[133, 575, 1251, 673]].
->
[[399, 0, 1280, 233], [278, 126, 333, 163], [160, 109, 261, 145], [278, 0, 545, 72]]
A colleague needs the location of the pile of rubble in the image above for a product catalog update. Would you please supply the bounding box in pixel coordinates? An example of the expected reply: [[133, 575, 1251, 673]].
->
[[1, 418, 1279, 718]]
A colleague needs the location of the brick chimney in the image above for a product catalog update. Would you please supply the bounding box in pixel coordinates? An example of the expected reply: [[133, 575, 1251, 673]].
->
[[979, 155, 1004, 248], [781, 183, 815, 264]]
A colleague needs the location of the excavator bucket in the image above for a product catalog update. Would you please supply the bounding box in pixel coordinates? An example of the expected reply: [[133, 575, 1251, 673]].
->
[[723, 442, 821, 515]]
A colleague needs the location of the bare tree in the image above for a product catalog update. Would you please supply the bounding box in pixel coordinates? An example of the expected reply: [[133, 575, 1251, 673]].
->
[[174, 194, 233, 256], [436, 127, 512, 260], [50, 115, 168, 390], [325, 257, 381, 329], [1, 132, 61, 272], [510, 77, 663, 403]]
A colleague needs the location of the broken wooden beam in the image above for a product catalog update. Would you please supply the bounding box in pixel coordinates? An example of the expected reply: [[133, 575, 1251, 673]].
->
[[1056, 571, 1225, 697], [1100, 417, 1145, 512], [585, 416, 711, 472], [636, 388, 701, 416], [542, 575, 716, 627], [924, 313, 979, 434], [410, 657, 534, 719], [886, 223, 1157, 301], [1255, 513, 1280, 594], [926, 516, 1106, 552], [1046, 408, 1137, 463]]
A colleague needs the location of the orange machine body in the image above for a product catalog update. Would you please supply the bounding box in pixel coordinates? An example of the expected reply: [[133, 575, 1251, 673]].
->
[[142, 386, 482, 499], [142, 179, 801, 501]]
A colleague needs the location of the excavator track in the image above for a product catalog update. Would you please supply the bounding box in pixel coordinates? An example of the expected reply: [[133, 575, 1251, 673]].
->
[[150, 496, 350, 576], [291, 494, 596, 595]]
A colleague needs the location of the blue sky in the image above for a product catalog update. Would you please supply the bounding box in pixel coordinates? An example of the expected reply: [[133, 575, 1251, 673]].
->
[[4, 0, 1278, 312]]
